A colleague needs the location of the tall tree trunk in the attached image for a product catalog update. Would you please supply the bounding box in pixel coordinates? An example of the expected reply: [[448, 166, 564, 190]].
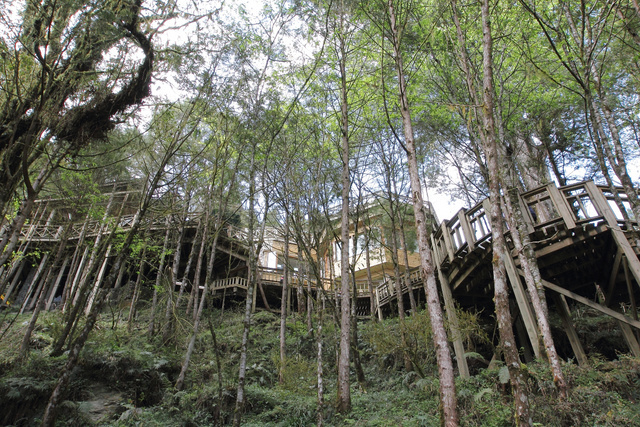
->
[[163, 208, 187, 343], [503, 184, 567, 397], [316, 307, 324, 427], [149, 217, 172, 335], [364, 230, 376, 321], [478, 1, 532, 423], [175, 232, 220, 391], [19, 225, 69, 360], [176, 219, 201, 309], [387, 1, 458, 424], [127, 243, 147, 332], [279, 211, 290, 385], [234, 148, 258, 426], [336, 2, 351, 410]]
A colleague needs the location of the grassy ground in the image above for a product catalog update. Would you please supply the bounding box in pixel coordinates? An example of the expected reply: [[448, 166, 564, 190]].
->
[[1, 304, 640, 426]]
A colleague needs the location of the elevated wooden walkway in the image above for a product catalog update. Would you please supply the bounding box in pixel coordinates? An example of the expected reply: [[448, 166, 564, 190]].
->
[[373, 180, 640, 373], [5, 179, 640, 373]]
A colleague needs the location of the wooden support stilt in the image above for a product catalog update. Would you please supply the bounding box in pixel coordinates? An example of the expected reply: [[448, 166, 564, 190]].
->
[[19, 253, 49, 314], [376, 286, 383, 320], [606, 249, 623, 305], [552, 294, 588, 366], [69, 246, 90, 308], [46, 257, 69, 311], [28, 263, 53, 311], [511, 305, 534, 363], [3, 258, 26, 305], [437, 267, 470, 378], [503, 251, 541, 358], [619, 322, 640, 357], [623, 258, 638, 321], [85, 245, 112, 315], [258, 281, 271, 311]]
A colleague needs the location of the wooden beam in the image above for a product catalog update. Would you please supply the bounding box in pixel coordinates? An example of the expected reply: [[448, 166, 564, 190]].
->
[[437, 267, 470, 379], [552, 294, 588, 366], [525, 271, 640, 330], [606, 248, 623, 305], [619, 322, 640, 357], [584, 181, 640, 289], [624, 258, 638, 322], [503, 253, 541, 358]]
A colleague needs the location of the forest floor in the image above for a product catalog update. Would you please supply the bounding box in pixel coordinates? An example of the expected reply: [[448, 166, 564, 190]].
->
[[1, 301, 640, 426]]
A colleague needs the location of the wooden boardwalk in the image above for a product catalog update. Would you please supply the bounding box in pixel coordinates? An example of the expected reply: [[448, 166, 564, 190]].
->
[[6, 179, 640, 375], [372, 180, 640, 374]]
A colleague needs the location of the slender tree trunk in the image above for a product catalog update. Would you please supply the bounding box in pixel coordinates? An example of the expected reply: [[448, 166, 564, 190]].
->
[[503, 185, 567, 397], [163, 210, 187, 343], [336, 4, 351, 410], [279, 212, 290, 384], [316, 307, 324, 427], [175, 232, 220, 390], [176, 219, 201, 309], [19, 226, 69, 360], [127, 244, 147, 332], [149, 217, 172, 335], [387, 1, 457, 423], [479, 1, 531, 423], [234, 149, 258, 426], [364, 229, 376, 321]]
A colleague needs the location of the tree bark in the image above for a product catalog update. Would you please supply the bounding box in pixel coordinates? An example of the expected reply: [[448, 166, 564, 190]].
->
[[149, 217, 172, 335], [279, 211, 290, 384], [478, 1, 532, 423], [336, 1, 352, 410], [387, 0, 458, 424]]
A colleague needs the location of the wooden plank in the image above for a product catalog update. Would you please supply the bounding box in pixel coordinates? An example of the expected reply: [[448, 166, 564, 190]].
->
[[503, 252, 541, 358], [606, 248, 623, 305], [441, 220, 456, 263], [437, 267, 470, 379], [530, 272, 640, 330], [547, 183, 577, 229], [624, 258, 638, 321], [552, 294, 588, 366], [619, 322, 640, 357], [458, 209, 475, 251]]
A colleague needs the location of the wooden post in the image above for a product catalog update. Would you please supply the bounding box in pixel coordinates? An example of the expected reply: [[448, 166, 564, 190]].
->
[[46, 257, 70, 311], [3, 258, 26, 304], [19, 253, 50, 314], [553, 294, 588, 366], [437, 267, 470, 378], [606, 249, 623, 305], [546, 183, 577, 229], [517, 194, 535, 234], [375, 286, 383, 321], [503, 252, 541, 358], [619, 322, 640, 357], [440, 220, 456, 262], [457, 209, 475, 251], [85, 245, 112, 315]]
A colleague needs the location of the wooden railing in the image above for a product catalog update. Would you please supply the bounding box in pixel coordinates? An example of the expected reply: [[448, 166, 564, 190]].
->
[[375, 180, 638, 308], [429, 181, 637, 271], [210, 276, 248, 291]]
